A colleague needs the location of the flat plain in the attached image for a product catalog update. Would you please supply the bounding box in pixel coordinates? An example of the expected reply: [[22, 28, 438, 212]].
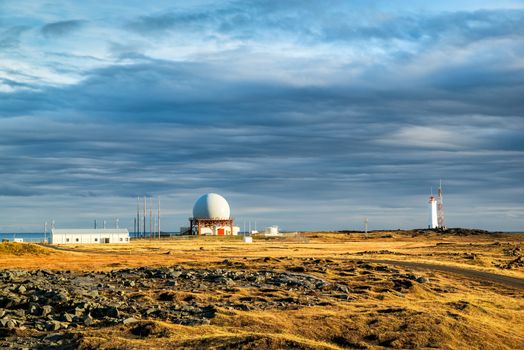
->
[[0, 230, 523, 349]]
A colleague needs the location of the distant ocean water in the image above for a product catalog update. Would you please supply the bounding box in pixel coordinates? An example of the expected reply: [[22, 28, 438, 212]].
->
[[1, 232, 48, 242]]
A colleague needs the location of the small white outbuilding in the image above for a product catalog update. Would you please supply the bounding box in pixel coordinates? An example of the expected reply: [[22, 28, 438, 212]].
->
[[50, 228, 130, 244], [264, 226, 281, 236]]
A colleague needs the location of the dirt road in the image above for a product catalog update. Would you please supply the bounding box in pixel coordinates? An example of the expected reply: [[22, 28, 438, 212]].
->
[[364, 259, 524, 290]]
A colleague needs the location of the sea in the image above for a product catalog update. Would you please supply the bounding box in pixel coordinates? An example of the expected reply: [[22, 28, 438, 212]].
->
[[1, 232, 48, 243]]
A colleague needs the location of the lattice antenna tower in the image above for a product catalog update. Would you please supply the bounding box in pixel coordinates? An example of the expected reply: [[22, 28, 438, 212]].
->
[[437, 179, 445, 228]]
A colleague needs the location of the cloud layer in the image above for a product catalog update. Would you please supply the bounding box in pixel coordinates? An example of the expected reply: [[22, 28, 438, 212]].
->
[[1, 1, 523, 232]]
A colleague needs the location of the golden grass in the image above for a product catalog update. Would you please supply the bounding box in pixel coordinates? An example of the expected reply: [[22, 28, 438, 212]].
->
[[0, 242, 51, 256], [3, 231, 524, 349], [2, 232, 522, 277]]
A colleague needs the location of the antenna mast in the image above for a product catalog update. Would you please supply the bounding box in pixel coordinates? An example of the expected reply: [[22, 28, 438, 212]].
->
[[149, 196, 153, 240], [157, 196, 160, 239], [136, 196, 140, 237], [437, 180, 445, 229], [143, 196, 146, 237]]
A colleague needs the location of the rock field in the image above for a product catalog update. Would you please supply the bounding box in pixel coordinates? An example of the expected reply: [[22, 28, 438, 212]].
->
[[0, 258, 430, 349]]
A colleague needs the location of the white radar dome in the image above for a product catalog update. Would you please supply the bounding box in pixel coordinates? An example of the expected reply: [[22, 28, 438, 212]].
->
[[192, 193, 231, 219]]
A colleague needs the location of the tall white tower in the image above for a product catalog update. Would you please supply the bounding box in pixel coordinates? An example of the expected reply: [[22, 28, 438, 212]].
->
[[428, 195, 438, 229]]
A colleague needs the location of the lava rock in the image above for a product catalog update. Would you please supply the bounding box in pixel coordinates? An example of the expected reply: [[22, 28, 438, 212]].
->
[[46, 321, 61, 331], [123, 317, 139, 325], [416, 276, 429, 284], [83, 314, 94, 326]]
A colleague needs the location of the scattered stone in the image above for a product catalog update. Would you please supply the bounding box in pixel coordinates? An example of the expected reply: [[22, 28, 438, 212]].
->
[[46, 320, 61, 331], [335, 284, 350, 294], [503, 246, 521, 257], [0, 259, 436, 348], [416, 276, 429, 283], [83, 314, 94, 326], [61, 313, 73, 323], [158, 291, 177, 301], [165, 279, 177, 286], [123, 317, 139, 325], [497, 256, 524, 269], [130, 321, 170, 338], [41, 305, 53, 317], [125, 280, 136, 287]]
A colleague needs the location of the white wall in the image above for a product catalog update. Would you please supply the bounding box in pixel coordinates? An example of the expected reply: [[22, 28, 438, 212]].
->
[[51, 231, 129, 244]]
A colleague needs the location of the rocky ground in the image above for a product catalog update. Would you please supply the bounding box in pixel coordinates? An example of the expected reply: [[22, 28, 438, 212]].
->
[[0, 258, 436, 349]]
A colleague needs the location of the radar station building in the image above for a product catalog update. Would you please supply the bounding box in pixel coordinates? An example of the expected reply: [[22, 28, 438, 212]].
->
[[50, 228, 130, 244], [180, 193, 239, 236]]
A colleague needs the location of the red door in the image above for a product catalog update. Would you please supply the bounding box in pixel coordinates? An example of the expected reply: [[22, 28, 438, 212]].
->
[[218, 228, 225, 236]]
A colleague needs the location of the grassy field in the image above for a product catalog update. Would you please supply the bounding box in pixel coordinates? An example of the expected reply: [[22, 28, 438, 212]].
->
[[1, 231, 523, 349]]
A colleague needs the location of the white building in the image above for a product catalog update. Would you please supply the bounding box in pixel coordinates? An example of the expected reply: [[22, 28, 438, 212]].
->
[[50, 228, 130, 244], [179, 225, 240, 235], [264, 226, 281, 236]]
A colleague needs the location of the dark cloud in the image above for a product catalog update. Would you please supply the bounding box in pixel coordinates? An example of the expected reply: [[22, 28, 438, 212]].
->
[[41, 20, 86, 38], [1, 59, 522, 204]]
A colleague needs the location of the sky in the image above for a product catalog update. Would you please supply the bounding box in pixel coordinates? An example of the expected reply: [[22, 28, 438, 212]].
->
[[1, 0, 523, 232]]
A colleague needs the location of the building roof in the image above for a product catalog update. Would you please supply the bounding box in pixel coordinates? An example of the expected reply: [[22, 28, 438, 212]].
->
[[192, 193, 231, 219], [51, 229, 129, 235]]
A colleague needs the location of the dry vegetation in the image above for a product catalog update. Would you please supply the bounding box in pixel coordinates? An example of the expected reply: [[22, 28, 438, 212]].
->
[[1, 231, 523, 349], [0, 242, 50, 256]]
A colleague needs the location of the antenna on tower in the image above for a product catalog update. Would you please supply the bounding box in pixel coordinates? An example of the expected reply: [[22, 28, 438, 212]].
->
[[437, 179, 445, 229], [116, 218, 119, 229], [364, 217, 368, 234]]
